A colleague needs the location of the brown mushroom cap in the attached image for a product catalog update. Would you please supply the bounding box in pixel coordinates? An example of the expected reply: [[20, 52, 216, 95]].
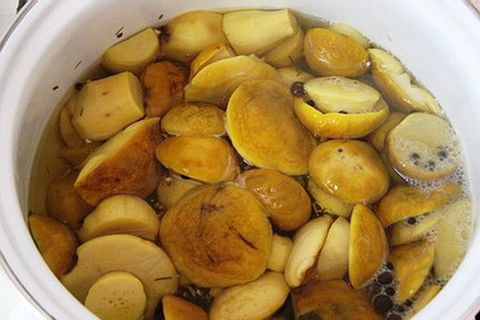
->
[[159, 184, 272, 287]]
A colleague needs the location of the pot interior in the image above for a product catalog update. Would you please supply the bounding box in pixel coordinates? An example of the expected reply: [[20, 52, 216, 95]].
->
[[0, 0, 479, 319]]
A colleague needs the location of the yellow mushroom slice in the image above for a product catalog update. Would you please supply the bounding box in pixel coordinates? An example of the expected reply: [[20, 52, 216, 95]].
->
[[156, 136, 238, 183], [72, 72, 144, 141], [185, 55, 279, 107], [264, 27, 304, 67], [238, 168, 311, 231], [386, 112, 460, 181], [75, 118, 162, 206], [294, 76, 389, 138], [267, 234, 293, 272], [304, 28, 369, 77], [304, 76, 381, 114], [284, 216, 333, 287], [159, 184, 272, 288], [329, 23, 370, 48], [209, 272, 289, 320], [57, 142, 101, 168], [405, 284, 442, 318], [142, 61, 189, 117], [366, 111, 407, 152], [102, 28, 160, 75], [190, 42, 236, 78], [307, 178, 353, 219], [390, 241, 435, 304], [294, 98, 389, 139], [160, 103, 225, 136], [277, 67, 314, 88], [389, 213, 442, 246], [434, 198, 472, 281], [316, 217, 350, 281], [59, 93, 84, 148], [223, 9, 298, 55], [309, 140, 389, 204], [227, 80, 315, 175], [160, 11, 227, 63], [62, 234, 178, 320], [349, 204, 388, 289], [162, 295, 209, 320], [84, 271, 147, 320], [78, 195, 160, 242], [377, 183, 461, 228], [369, 48, 442, 115], [28, 214, 78, 278], [292, 280, 380, 320], [156, 173, 203, 210], [46, 172, 92, 230]]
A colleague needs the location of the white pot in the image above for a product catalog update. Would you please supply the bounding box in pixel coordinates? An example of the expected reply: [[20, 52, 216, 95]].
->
[[0, 1, 479, 319]]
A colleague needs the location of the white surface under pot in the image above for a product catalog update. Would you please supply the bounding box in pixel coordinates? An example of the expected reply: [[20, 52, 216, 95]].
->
[[0, 1, 480, 320]]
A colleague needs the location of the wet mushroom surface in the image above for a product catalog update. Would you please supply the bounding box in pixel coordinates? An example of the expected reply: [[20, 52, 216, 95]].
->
[[27, 8, 473, 320]]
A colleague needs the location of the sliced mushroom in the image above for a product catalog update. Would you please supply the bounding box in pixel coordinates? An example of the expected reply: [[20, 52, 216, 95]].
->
[[304, 76, 381, 114], [267, 234, 293, 272], [294, 77, 389, 139], [159, 184, 272, 288], [238, 168, 311, 231], [390, 241, 435, 304], [316, 217, 350, 281], [102, 28, 160, 75], [46, 172, 92, 230], [84, 271, 147, 320], [160, 11, 227, 63], [349, 204, 388, 289], [142, 61, 189, 117], [185, 56, 279, 107], [190, 42, 236, 78], [72, 72, 145, 141], [366, 111, 407, 152], [292, 280, 380, 320], [162, 295, 209, 320], [57, 142, 101, 168], [405, 284, 442, 318], [160, 103, 225, 136], [369, 48, 442, 115], [276, 67, 314, 88], [227, 79, 315, 175], [307, 177, 353, 219], [308, 140, 389, 204], [156, 174, 203, 210], [78, 195, 160, 242], [386, 112, 460, 181], [59, 94, 84, 148], [284, 216, 333, 287], [377, 183, 461, 228], [61, 234, 178, 320], [389, 213, 442, 246], [209, 272, 289, 320], [264, 27, 304, 67], [223, 9, 298, 55], [294, 98, 389, 139], [434, 198, 472, 281], [74, 118, 162, 206], [304, 28, 369, 77], [156, 136, 239, 183], [329, 23, 370, 48], [28, 214, 78, 278]]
